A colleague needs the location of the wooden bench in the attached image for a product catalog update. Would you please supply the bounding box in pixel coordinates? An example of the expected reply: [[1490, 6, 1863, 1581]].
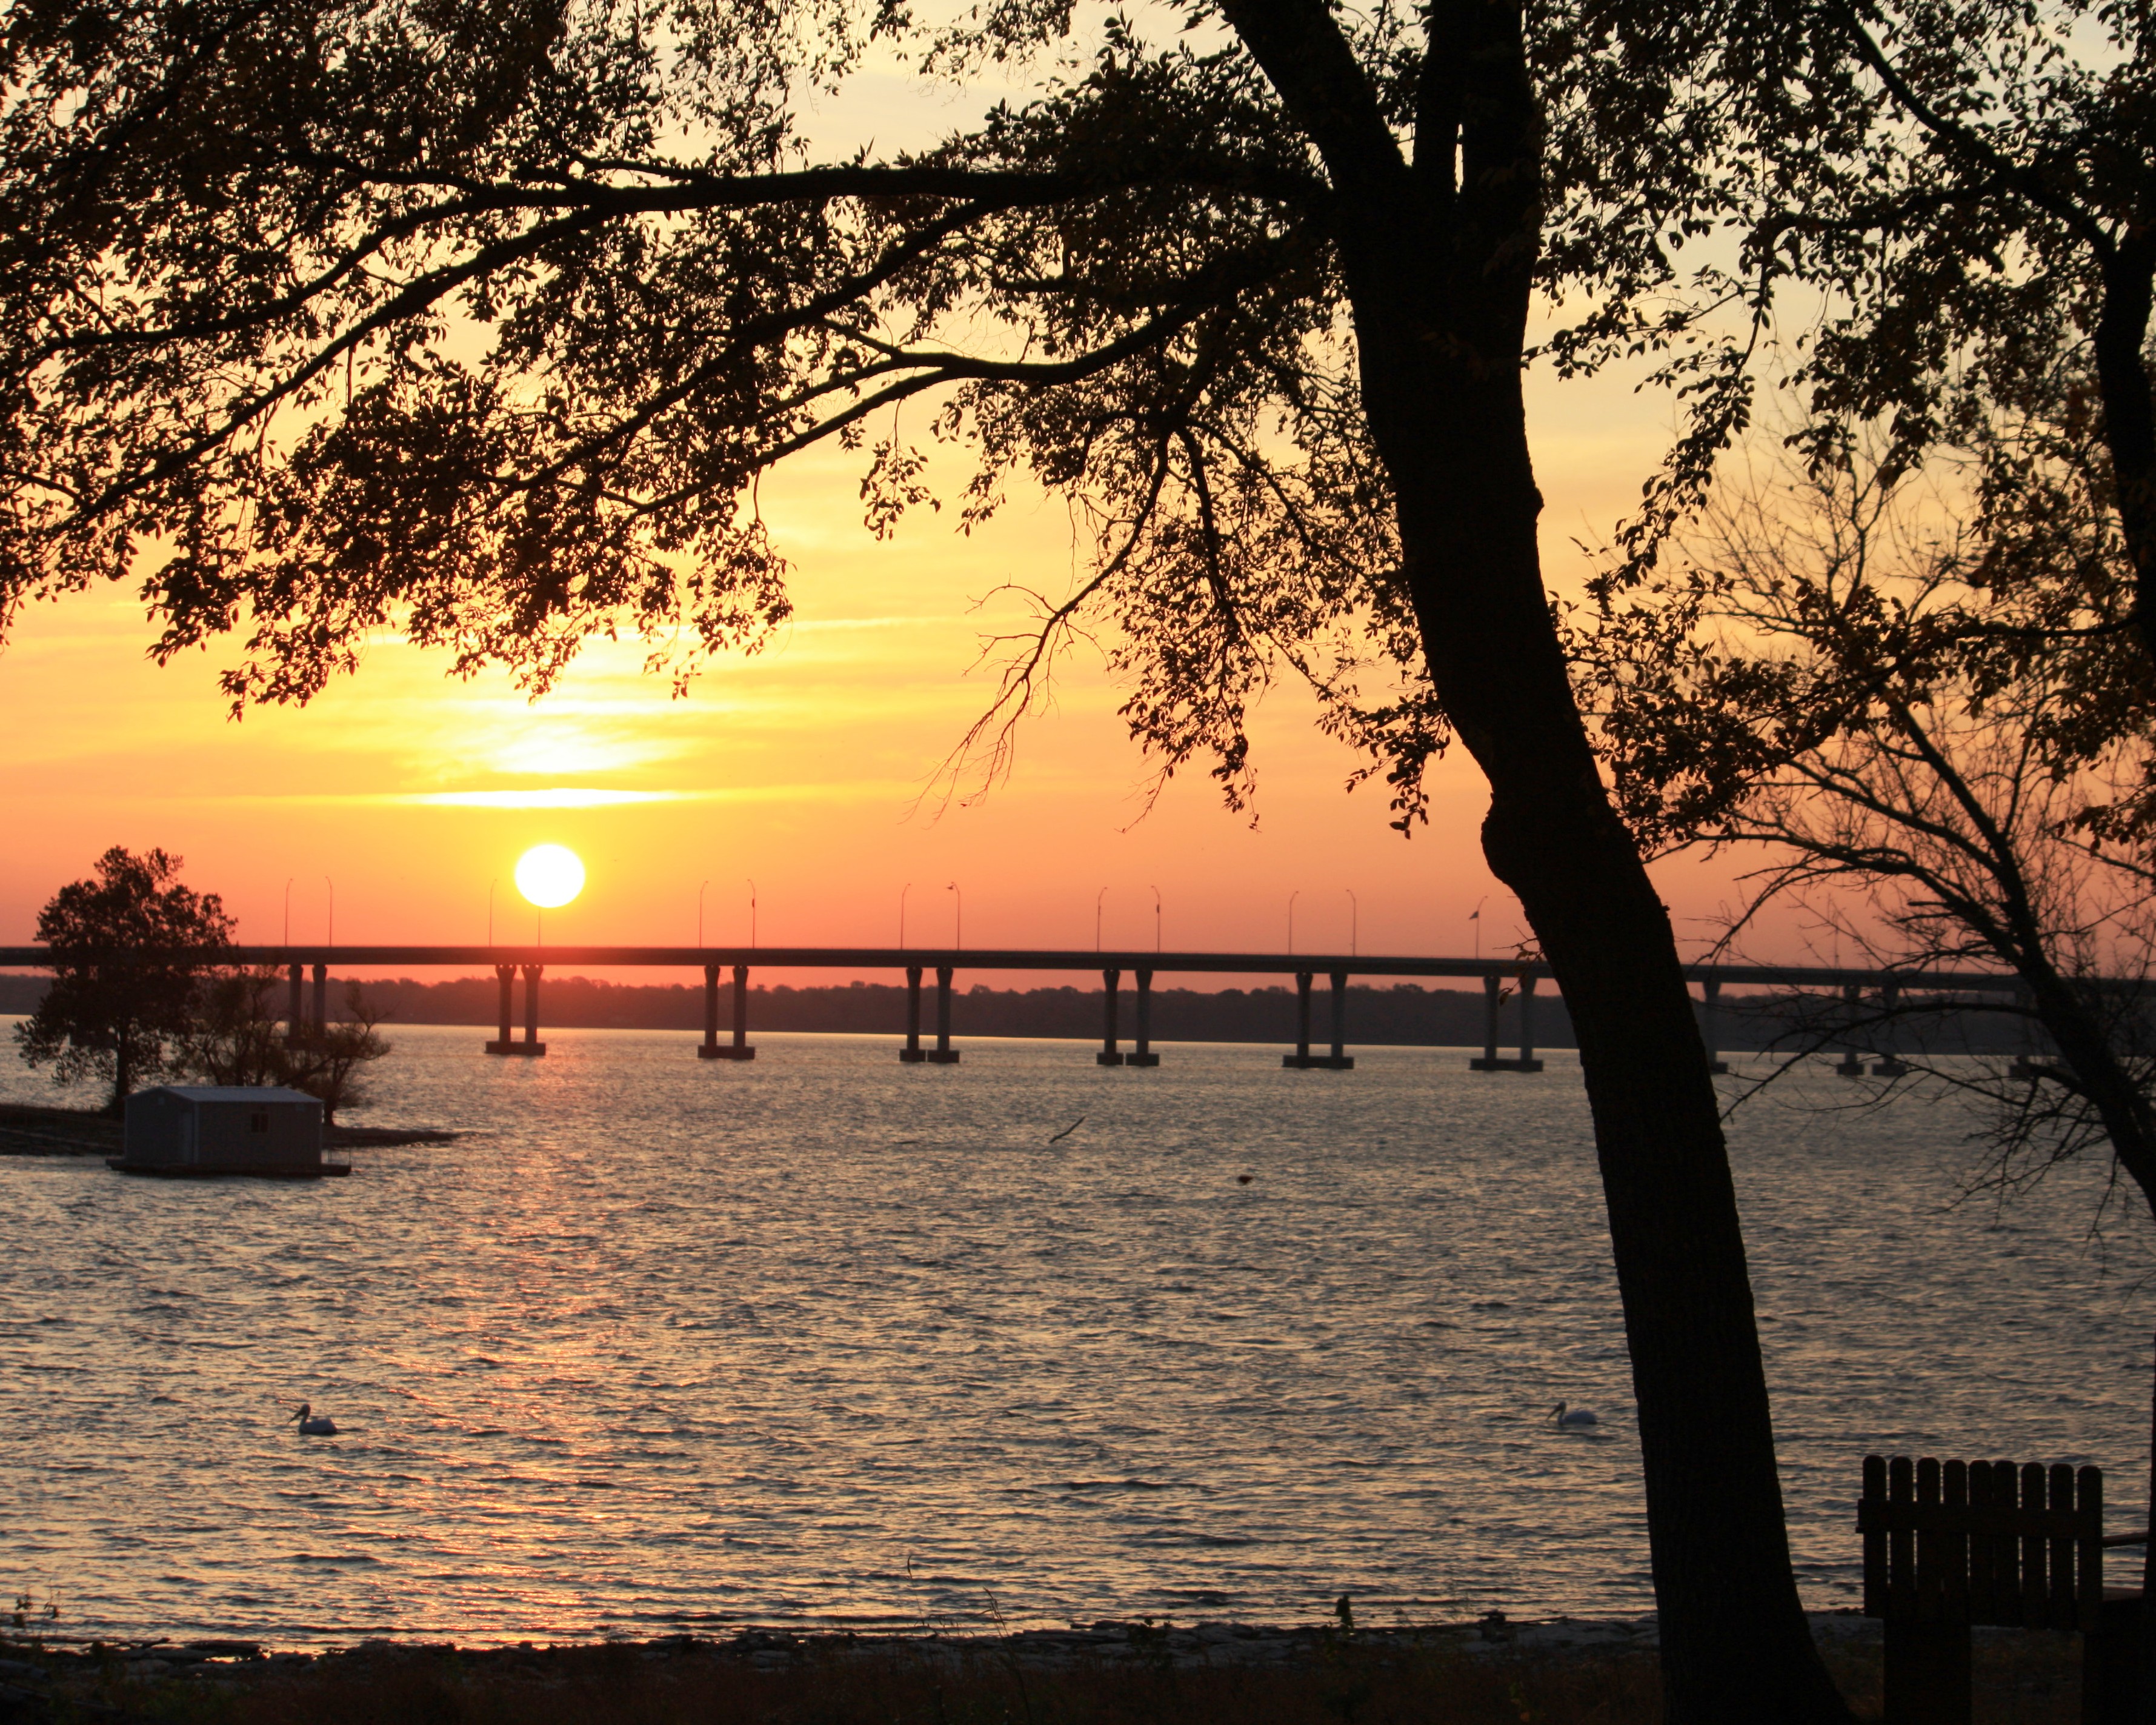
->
[[1860, 1453, 2144, 1723]]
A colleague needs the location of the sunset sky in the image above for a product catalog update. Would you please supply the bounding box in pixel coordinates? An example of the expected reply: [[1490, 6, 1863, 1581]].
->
[[0, 58, 1815, 984], [0, 352, 1802, 984]]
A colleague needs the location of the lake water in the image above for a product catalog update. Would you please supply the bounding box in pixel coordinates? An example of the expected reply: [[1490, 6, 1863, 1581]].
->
[[2, 1023, 2152, 1646]]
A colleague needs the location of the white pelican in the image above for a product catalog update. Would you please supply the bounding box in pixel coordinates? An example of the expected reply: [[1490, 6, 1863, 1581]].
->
[[1551, 1401, 1599, 1427], [291, 1403, 338, 1436]]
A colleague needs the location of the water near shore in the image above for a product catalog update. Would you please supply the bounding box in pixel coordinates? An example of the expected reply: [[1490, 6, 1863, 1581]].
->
[[1, 1024, 2150, 1646]]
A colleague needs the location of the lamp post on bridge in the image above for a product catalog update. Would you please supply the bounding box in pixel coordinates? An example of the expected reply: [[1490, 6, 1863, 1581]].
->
[[698, 879, 709, 947], [746, 879, 757, 949], [947, 881, 962, 950], [1096, 887, 1108, 952], [1286, 890, 1299, 956], [899, 882, 911, 949], [1151, 885, 1161, 953], [1345, 888, 1358, 957]]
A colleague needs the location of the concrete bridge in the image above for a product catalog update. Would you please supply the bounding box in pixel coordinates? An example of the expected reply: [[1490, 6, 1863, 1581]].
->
[[0, 944, 2031, 1073]]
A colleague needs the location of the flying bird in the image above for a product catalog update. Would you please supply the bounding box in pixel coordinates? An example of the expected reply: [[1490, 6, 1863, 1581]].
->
[[1048, 1116, 1086, 1144]]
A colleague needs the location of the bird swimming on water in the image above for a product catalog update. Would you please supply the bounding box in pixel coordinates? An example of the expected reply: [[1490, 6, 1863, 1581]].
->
[[291, 1403, 338, 1436], [1551, 1401, 1598, 1427]]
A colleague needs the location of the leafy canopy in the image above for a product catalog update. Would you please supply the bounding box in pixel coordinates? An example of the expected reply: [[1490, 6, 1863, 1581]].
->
[[0, 0, 1911, 809]]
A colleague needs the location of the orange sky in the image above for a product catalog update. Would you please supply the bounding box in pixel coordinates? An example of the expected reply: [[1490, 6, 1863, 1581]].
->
[[0, 344, 1795, 983]]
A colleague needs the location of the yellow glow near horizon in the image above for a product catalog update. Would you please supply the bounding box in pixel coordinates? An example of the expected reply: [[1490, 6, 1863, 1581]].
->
[[514, 844, 586, 909]]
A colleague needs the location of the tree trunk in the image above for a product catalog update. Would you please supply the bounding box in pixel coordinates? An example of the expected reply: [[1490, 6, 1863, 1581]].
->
[[1383, 370, 1848, 1724], [1213, 1, 1846, 1710], [2094, 245, 2156, 669]]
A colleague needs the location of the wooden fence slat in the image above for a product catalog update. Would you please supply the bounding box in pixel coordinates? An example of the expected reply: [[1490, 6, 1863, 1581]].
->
[[2048, 1464, 2076, 1629], [2077, 1467, 2103, 1632], [1943, 1459, 1969, 1621], [1891, 1456, 1917, 1620], [1917, 1456, 1943, 1620], [2021, 1462, 2048, 1629], [1994, 1460, 2020, 1624], [1862, 1454, 1887, 1617], [1968, 1461, 1996, 1621]]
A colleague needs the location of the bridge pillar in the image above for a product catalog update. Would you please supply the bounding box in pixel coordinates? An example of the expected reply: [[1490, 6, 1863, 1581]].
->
[[1701, 976, 1729, 1074], [1470, 970, 1544, 1071], [900, 964, 926, 1062], [1871, 983, 1910, 1076], [1127, 968, 1159, 1066], [1098, 967, 1125, 1065], [286, 961, 304, 1048], [702, 963, 755, 1059], [493, 961, 543, 1056], [1283, 970, 1316, 1067], [1835, 981, 1866, 1076], [2009, 983, 2052, 1080], [311, 962, 328, 1039], [928, 964, 960, 1062], [1323, 969, 1355, 1069], [485, 963, 519, 1053], [696, 963, 724, 1059]]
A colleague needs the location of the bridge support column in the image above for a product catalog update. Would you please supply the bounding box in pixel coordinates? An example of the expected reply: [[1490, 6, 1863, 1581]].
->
[[286, 962, 304, 1048], [1836, 981, 1866, 1076], [2009, 984, 2052, 1080], [1701, 976, 1729, 1074], [900, 965, 926, 1062], [1283, 970, 1316, 1067], [311, 962, 328, 1039], [493, 961, 547, 1056], [697, 963, 725, 1059], [928, 964, 960, 1062], [1871, 983, 1909, 1076], [485, 963, 520, 1053], [1323, 969, 1356, 1069], [702, 964, 755, 1059], [1471, 971, 1544, 1071], [1127, 968, 1159, 1066], [1097, 967, 1125, 1065]]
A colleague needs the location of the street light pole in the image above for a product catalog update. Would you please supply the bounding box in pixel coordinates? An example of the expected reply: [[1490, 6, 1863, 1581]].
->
[[899, 882, 911, 949], [1345, 888, 1358, 957], [947, 881, 962, 950], [698, 879, 709, 947], [488, 878, 497, 947], [324, 876, 334, 951], [1096, 887, 1108, 952], [1287, 889, 1299, 955], [746, 879, 757, 949], [1150, 885, 1161, 953], [283, 877, 293, 947], [1472, 895, 1487, 961]]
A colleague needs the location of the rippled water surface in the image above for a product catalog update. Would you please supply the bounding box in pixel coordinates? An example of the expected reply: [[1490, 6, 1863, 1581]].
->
[[3, 1023, 2152, 1644]]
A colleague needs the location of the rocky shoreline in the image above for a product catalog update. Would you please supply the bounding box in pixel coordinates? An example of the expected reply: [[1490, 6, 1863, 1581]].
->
[[0, 1612, 2084, 1723], [0, 1101, 457, 1157]]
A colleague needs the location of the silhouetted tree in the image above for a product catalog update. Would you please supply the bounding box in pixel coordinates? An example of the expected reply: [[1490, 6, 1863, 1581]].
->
[[178, 968, 391, 1122], [1591, 429, 2156, 1187], [16, 847, 234, 1110], [0, 4, 1883, 1710]]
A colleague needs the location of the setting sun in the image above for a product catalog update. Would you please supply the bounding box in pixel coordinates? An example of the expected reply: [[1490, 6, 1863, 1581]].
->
[[514, 844, 585, 910]]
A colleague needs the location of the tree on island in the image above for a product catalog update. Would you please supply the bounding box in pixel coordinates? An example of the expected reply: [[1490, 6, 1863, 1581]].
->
[[178, 968, 392, 1124], [16, 846, 235, 1112], [0, 4, 1916, 1712]]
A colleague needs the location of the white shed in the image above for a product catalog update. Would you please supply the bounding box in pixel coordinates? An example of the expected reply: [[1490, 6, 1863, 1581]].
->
[[119, 1086, 330, 1176]]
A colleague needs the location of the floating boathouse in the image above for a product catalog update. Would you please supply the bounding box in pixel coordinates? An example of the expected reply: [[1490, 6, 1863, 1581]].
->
[[111, 1086, 347, 1179]]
